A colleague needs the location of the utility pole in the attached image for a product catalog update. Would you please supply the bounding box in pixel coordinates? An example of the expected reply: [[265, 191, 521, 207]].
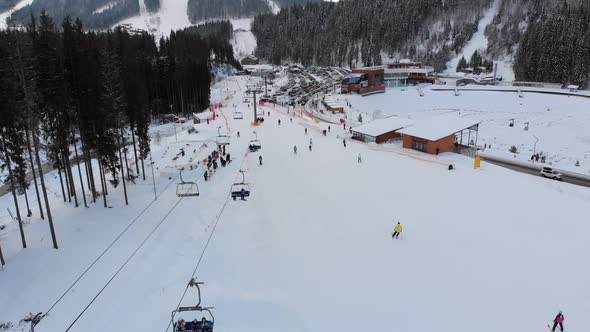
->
[[246, 83, 259, 123]]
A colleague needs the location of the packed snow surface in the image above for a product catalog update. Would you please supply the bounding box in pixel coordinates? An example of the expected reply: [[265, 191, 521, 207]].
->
[[445, 0, 500, 73], [0, 75, 589, 332], [333, 86, 590, 174]]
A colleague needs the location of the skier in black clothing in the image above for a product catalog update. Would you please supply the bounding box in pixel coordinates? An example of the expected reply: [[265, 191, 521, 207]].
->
[[328, 125, 331, 133], [203, 171, 208, 181], [551, 311, 564, 332], [293, 145, 298, 154], [259, 155, 263, 165], [305, 128, 308, 135], [278, 119, 281, 125], [226, 153, 231, 163], [343, 139, 347, 147], [237, 131, 240, 138]]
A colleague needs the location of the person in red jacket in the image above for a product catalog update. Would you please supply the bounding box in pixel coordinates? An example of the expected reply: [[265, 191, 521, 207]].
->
[[551, 311, 564, 332]]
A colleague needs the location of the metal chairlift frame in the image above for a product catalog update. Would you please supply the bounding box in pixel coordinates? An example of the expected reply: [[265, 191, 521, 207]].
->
[[176, 171, 200, 197], [171, 278, 215, 332], [248, 131, 261, 151], [231, 170, 251, 200], [216, 126, 230, 146]]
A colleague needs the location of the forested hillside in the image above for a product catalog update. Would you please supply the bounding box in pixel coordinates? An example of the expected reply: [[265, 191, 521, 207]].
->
[[252, 0, 494, 70], [0, 12, 239, 226], [11, 0, 140, 30], [187, 0, 271, 23], [514, 1, 590, 87]]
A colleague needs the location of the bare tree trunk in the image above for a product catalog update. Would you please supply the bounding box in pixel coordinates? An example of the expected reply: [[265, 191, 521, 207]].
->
[[118, 128, 128, 205], [1, 129, 26, 249], [32, 130, 58, 249], [64, 154, 78, 207], [140, 157, 146, 181], [130, 127, 140, 178], [25, 129, 44, 219], [58, 168, 67, 203], [72, 133, 88, 208], [98, 161, 108, 208], [23, 187, 32, 217]]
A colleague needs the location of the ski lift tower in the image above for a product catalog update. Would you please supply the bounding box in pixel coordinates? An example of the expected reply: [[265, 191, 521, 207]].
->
[[246, 83, 259, 124]]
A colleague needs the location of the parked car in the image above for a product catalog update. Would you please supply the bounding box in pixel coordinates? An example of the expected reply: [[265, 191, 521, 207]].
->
[[540, 167, 562, 180]]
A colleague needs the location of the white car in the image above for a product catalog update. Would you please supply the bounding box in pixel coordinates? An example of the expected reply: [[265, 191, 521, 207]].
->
[[540, 167, 562, 180]]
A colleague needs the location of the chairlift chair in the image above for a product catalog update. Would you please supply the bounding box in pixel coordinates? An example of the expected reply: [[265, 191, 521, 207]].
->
[[171, 279, 214, 332], [176, 171, 200, 197], [216, 126, 230, 146], [231, 171, 251, 200], [233, 111, 243, 119], [248, 131, 262, 152]]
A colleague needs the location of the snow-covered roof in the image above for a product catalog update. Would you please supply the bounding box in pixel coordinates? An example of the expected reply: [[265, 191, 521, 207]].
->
[[351, 116, 415, 137], [398, 114, 480, 141]]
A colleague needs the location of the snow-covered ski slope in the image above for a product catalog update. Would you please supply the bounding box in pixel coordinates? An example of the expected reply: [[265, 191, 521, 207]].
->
[[0, 0, 34, 29], [333, 86, 590, 174], [114, 0, 257, 58], [1, 75, 589, 332], [445, 0, 500, 73]]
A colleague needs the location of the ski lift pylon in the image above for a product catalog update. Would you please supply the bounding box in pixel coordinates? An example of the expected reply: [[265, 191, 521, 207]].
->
[[171, 278, 214, 332], [231, 170, 251, 200], [176, 170, 200, 197]]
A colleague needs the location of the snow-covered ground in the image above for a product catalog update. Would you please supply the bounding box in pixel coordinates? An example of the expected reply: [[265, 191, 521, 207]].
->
[[0, 0, 34, 29], [230, 18, 256, 59], [115, 0, 193, 38], [445, 0, 500, 73], [1, 75, 589, 332], [332, 86, 590, 175]]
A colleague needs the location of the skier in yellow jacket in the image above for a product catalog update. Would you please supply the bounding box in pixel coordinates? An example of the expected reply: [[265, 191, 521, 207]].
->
[[392, 222, 402, 239]]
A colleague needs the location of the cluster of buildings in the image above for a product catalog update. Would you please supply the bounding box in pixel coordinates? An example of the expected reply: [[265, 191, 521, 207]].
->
[[341, 62, 437, 96], [351, 114, 480, 155]]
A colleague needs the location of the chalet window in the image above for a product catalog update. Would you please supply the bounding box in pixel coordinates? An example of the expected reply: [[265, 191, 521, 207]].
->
[[412, 140, 426, 152]]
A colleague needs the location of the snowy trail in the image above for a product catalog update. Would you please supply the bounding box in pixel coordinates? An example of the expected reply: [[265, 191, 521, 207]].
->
[[445, 0, 500, 72], [1, 75, 590, 332]]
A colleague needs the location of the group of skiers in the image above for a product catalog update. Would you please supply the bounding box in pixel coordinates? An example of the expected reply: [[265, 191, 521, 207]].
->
[[203, 149, 231, 182]]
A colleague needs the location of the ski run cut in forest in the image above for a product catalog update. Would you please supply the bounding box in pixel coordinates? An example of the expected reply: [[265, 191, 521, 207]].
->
[[0, 2, 590, 332]]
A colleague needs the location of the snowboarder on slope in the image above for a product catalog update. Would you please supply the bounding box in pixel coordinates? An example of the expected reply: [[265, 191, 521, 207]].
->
[[392, 222, 402, 239], [551, 311, 565, 332]]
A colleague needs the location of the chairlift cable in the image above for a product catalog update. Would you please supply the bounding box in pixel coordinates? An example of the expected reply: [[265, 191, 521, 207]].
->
[[37, 174, 181, 327], [165, 151, 252, 332], [65, 197, 185, 332]]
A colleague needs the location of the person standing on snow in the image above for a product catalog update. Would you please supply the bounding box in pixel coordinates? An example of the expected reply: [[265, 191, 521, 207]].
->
[[259, 155, 263, 165], [551, 311, 565, 332], [392, 222, 402, 239], [305, 128, 308, 135], [343, 139, 347, 147], [357, 153, 362, 163], [293, 145, 298, 154]]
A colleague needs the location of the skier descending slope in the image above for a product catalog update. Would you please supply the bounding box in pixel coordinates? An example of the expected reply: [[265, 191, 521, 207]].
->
[[392, 222, 402, 239], [293, 145, 298, 154], [550, 311, 564, 332]]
